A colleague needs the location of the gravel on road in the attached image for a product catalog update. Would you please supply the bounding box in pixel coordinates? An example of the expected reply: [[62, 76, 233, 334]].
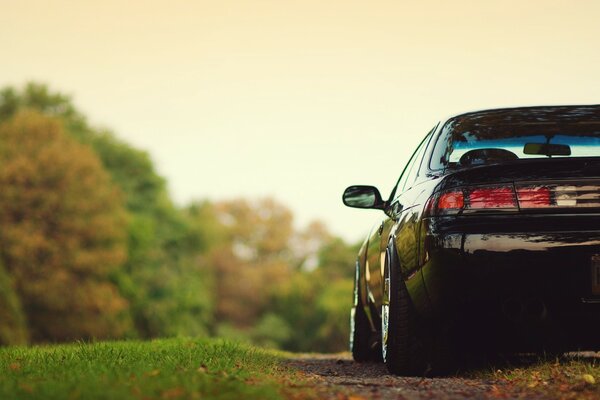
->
[[286, 353, 531, 400]]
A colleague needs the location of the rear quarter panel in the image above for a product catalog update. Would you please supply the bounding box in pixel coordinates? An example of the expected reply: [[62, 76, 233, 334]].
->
[[391, 178, 439, 317]]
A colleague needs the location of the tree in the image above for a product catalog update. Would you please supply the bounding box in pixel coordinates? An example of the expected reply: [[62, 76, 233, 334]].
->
[[0, 82, 215, 339], [0, 260, 28, 345], [0, 110, 132, 341], [206, 198, 358, 352], [0, 83, 361, 351], [317, 237, 360, 280], [207, 198, 295, 329]]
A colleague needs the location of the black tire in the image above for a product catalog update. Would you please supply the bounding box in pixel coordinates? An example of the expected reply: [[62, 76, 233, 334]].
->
[[350, 263, 381, 362], [382, 246, 427, 375], [350, 304, 375, 362]]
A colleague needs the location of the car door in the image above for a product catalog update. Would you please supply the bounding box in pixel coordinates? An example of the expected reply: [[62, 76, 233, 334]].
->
[[390, 130, 435, 276], [389, 125, 439, 314], [365, 128, 436, 315]]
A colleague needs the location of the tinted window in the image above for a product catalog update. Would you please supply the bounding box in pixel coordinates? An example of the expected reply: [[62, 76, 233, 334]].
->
[[431, 106, 600, 170], [401, 135, 430, 191], [396, 151, 419, 194], [390, 128, 436, 200]]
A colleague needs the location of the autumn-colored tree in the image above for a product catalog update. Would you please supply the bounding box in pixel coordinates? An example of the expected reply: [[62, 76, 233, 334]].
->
[[206, 199, 357, 352], [215, 198, 294, 259], [0, 110, 132, 341], [208, 198, 295, 328], [0, 82, 360, 351], [0, 83, 214, 339]]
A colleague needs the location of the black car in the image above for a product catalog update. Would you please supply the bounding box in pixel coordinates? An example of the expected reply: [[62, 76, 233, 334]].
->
[[343, 105, 600, 375]]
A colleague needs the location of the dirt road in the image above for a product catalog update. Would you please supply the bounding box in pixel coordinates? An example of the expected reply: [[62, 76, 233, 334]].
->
[[287, 353, 530, 400]]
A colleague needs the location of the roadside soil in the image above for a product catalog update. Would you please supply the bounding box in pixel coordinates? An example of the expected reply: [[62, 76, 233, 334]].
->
[[286, 353, 534, 400]]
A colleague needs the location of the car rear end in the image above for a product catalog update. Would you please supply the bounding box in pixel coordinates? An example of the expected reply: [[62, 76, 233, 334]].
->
[[420, 107, 600, 353]]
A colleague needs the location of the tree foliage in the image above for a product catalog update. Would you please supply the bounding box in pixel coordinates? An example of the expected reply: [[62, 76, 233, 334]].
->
[[202, 198, 357, 352], [0, 110, 132, 341], [0, 83, 213, 340], [0, 259, 28, 345], [0, 82, 359, 353], [208, 198, 295, 328]]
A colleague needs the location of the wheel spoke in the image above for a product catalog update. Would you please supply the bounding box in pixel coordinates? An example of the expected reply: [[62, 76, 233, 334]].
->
[[382, 262, 391, 361], [382, 304, 389, 360]]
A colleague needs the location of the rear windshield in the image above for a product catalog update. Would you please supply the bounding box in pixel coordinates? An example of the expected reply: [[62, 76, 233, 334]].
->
[[430, 107, 600, 170]]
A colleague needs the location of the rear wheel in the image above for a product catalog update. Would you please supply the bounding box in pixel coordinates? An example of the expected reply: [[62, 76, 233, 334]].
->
[[382, 246, 427, 375], [382, 245, 459, 375]]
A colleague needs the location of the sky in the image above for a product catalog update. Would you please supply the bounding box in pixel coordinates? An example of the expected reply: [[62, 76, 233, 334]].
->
[[1, 0, 600, 241]]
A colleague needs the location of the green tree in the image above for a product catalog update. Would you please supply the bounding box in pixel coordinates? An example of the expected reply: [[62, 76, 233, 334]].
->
[[313, 277, 353, 351], [0, 110, 132, 341], [0, 82, 360, 351], [317, 237, 360, 280], [0, 82, 214, 339], [267, 227, 359, 352], [0, 260, 28, 345]]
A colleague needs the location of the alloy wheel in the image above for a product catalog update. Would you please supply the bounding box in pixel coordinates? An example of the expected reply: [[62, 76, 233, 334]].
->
[[381, 249, 391, 362]]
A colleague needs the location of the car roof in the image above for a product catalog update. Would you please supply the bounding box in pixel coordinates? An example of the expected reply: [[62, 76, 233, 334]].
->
[[443, 105, 600, 131]]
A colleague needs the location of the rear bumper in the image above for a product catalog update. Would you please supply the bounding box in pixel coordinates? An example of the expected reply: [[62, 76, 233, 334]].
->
[[421, 226, 600, 351]]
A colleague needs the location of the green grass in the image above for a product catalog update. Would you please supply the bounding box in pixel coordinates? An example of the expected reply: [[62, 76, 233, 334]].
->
[[0, 338, 311, 400]]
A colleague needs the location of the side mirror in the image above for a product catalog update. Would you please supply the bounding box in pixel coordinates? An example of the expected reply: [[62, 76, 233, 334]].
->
[[342, 185, 385, 210]]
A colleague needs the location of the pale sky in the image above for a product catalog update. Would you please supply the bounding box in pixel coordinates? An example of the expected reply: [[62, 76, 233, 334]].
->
[[1, 1, 599, 241]]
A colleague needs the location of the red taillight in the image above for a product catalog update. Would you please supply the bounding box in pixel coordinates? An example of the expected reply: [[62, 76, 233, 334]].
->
[[516, 186, 551, 208], [469, 187, 517, 209], [438, 191, 464, 210], [430, 185, 517, 215], [428, 183, 600, 216]]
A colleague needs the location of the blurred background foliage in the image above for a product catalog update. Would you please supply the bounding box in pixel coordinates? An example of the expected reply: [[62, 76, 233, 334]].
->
[[0, 83, 360, 352]]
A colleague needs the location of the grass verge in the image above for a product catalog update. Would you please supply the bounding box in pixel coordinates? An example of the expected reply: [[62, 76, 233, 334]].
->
[[0, 338, 315, 400]]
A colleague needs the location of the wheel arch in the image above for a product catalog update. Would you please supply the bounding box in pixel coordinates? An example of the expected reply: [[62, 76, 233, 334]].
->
[[387, 234, 432, 319]]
